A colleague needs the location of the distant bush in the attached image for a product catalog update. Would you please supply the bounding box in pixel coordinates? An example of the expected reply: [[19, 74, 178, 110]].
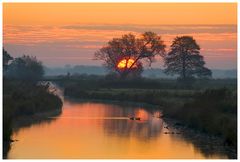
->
[[6, 55, 44, 83]]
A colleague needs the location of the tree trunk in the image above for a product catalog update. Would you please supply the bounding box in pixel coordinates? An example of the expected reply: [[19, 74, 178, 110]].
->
[[182, 62, 186, 79], [120, 71, 128, 80], [182, 49, 186, 80]]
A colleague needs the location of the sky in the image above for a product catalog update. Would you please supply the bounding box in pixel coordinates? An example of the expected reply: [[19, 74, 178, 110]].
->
[[3, 3, 237, 69]]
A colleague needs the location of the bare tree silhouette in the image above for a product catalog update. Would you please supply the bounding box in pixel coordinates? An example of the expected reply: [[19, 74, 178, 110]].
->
[[95, 32, 166, 79]]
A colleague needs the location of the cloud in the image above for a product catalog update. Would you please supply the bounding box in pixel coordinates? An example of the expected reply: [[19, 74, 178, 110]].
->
[[3, 25, 139, 45], [62, 24, 237, 34], [202, 48, 237, 52], [3, 24, 237, 68], [4, 24, 237, 49]]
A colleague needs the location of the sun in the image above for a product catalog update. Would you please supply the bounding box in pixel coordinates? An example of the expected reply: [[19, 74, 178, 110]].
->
[[117, 58, 137, 69]]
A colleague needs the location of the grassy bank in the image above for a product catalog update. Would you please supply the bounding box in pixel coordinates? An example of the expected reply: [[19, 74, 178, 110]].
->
[[50, 74, 237, 90], [62, 76, 237, 148], [176, 88, 237, 147], [3, 79, 63, 158]]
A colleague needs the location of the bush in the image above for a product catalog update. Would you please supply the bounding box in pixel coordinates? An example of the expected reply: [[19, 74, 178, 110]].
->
[[175, 88, 237, 147]]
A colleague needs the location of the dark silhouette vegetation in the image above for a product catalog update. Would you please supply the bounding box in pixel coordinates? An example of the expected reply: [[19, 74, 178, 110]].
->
[[96, 33, 211, 82], [95, 32, 165, 79], [3, 50, 63, 158], [175, 88, 237, 148], [3, 48, 13, 71], [164, 36, 211, 80], [6, 55, 44, 83]]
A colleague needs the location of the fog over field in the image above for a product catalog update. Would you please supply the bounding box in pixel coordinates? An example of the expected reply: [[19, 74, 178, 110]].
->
[[44, 65, 237, 79]]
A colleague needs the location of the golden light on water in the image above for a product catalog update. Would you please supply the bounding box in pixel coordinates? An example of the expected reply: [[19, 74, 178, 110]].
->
[[117, 58, 137, 69], [8, 102, 228, 159]]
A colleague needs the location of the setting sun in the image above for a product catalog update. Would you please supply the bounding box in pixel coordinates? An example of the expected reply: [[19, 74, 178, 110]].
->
[[117, 58, 137, 69]]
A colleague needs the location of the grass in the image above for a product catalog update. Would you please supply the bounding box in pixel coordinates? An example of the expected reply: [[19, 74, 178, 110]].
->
[[170, 88, 237, 147], [49, 74, 237, 90]]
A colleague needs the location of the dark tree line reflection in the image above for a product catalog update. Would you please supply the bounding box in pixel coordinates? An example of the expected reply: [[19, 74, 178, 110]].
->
[[102, 117, 164, 141]]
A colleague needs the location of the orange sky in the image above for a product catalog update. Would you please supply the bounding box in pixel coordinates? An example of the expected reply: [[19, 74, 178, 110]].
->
[[3, 3, 237, 25], [3, 3, 237, 69]]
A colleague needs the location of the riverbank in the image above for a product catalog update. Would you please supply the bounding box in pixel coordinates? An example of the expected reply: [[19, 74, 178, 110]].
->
[[62, 78, 237, 155], [163, 117, 237, 159], [64, 97, 237, 159], [3, 80, 63, 158], [12, 109, 62, 130]]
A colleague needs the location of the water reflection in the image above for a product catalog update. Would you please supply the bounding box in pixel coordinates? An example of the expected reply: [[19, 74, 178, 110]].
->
[[174, 127, 236, 159], [101, 110, 163, 140], [12, 105, 61, 132], [8, 100, 229, 159]]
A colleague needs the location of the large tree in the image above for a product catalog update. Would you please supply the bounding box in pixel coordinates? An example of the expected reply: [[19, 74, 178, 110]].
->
[[95, 32, 166, 78], [164, 36, 211, 79]]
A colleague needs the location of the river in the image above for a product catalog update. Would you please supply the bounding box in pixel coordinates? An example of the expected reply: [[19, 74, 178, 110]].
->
[[7, 84, 229, 159]]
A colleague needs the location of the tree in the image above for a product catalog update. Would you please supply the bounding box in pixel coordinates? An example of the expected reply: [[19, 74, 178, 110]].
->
[[164, 36, 211, 80], [6, 55, 44, 82], [95, 32, 166, 78], [3, 48, 13, 71]]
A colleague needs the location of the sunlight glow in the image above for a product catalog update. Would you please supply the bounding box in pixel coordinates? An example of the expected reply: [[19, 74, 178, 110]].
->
[[117, 58, 137, 69]]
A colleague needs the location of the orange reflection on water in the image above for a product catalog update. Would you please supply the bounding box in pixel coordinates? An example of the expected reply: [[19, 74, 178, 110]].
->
[[8, 101, 227, 159]]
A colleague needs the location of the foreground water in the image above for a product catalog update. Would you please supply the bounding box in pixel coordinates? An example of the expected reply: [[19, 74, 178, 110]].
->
[[8, 98, 228, 159]]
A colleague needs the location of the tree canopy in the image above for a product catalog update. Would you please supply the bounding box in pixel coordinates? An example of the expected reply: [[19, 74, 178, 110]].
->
[[3, 48, 13, 69], [95, 32, 166, 78], [6, 55, 44, 82], [164, 36, 212, 79]]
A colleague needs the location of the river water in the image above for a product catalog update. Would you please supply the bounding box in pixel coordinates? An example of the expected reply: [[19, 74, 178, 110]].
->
[[7, 85, 228, 159]]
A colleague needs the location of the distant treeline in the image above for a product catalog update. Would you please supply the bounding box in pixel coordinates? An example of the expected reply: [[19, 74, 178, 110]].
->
[[44, 66, 237, 79]]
